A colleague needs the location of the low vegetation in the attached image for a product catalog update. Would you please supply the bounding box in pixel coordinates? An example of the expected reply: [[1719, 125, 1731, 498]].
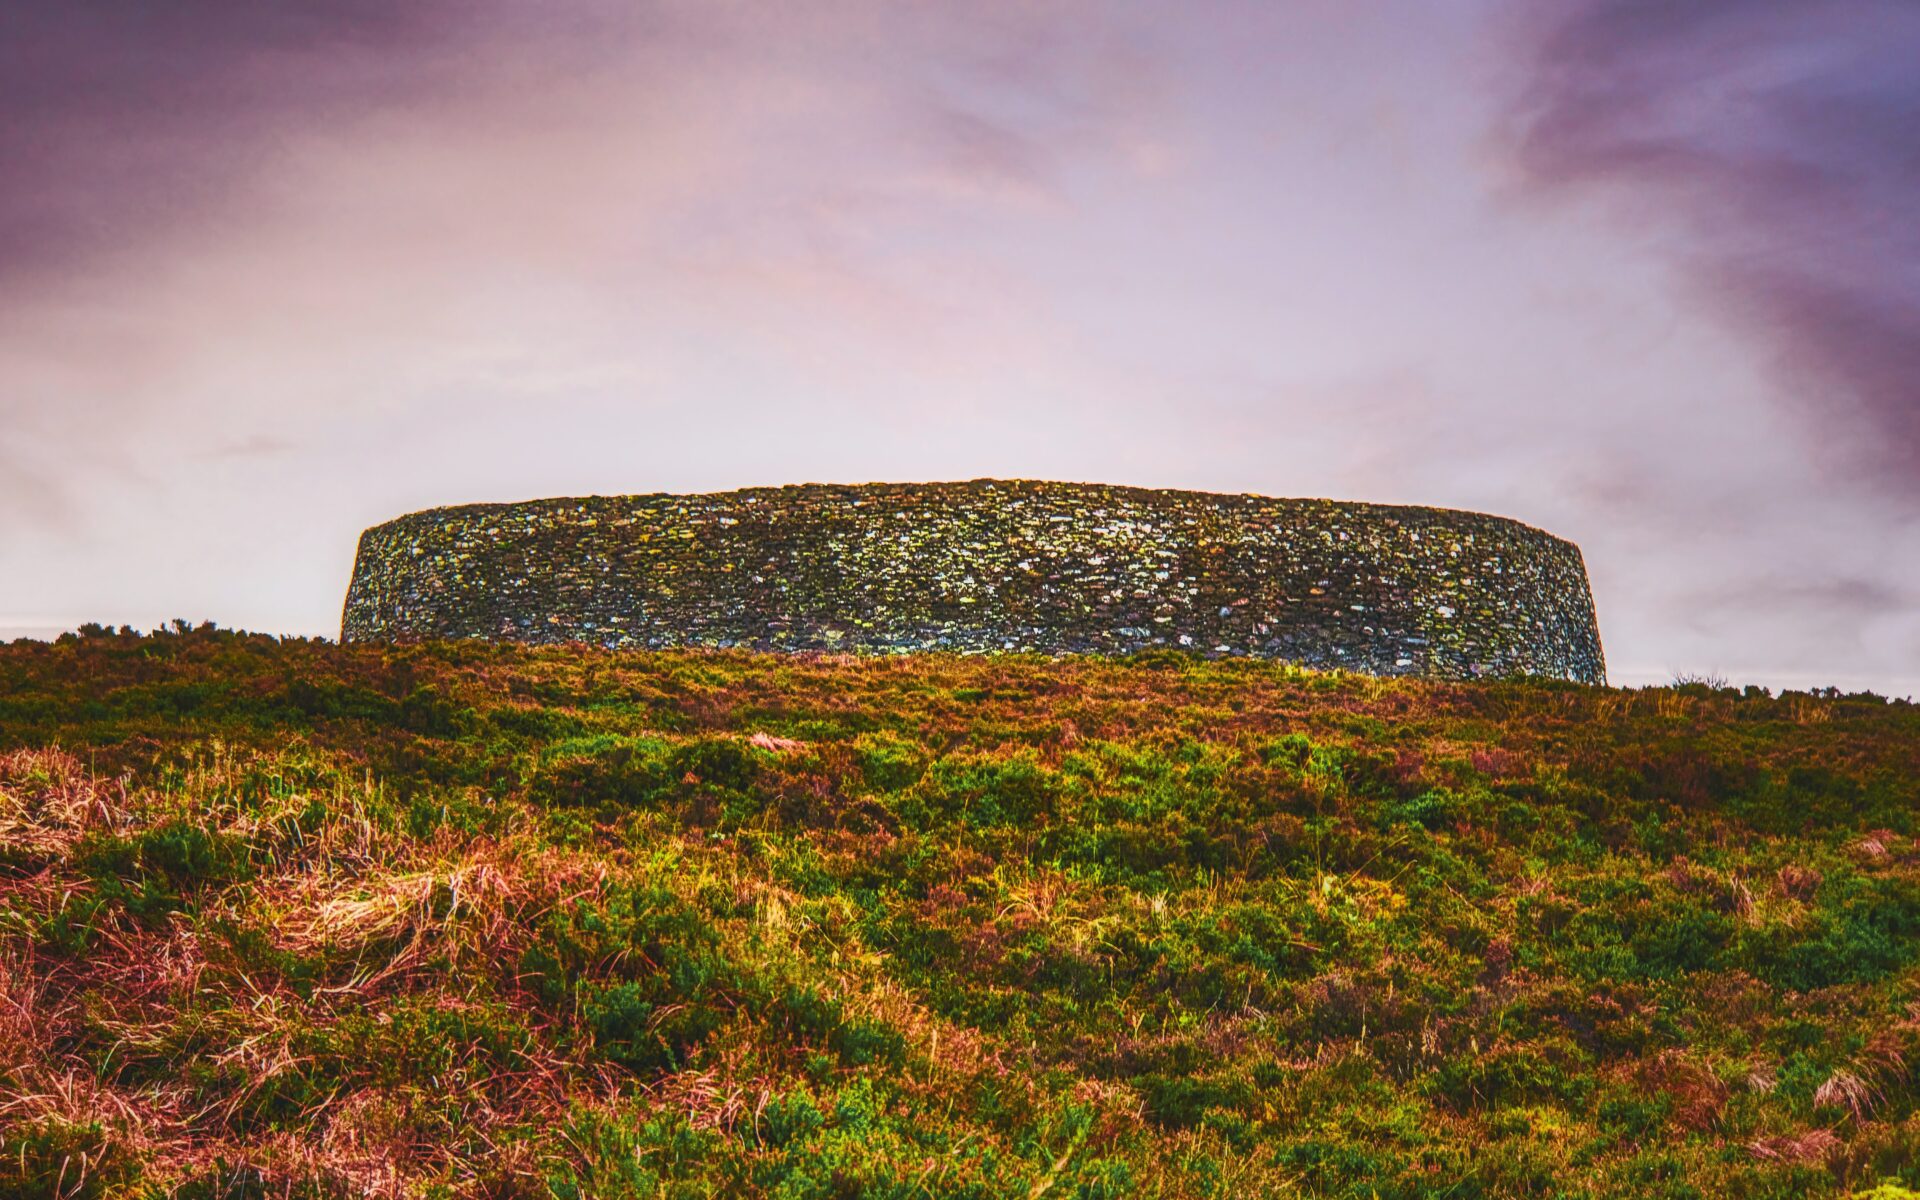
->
[[2, 624, 1918, 1197]]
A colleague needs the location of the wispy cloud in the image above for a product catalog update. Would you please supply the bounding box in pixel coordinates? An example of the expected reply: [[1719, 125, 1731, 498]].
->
[[1504, 0, 1920, 493], [0, 441, 74, 531], [1685, 573, 1917, 622], [0, 1, 491, 281], [199, 435, 299, 462]]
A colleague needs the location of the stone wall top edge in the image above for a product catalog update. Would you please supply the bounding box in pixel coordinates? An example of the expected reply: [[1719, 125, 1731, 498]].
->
[[355, 480, 1586, 553]]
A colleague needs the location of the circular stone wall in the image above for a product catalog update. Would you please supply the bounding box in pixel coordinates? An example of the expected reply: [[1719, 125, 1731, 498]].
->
[[341, 480, 1606, 682]]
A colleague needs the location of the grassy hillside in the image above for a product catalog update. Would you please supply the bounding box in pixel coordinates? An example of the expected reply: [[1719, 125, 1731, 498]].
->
[[3, 626, 1919, 1199]]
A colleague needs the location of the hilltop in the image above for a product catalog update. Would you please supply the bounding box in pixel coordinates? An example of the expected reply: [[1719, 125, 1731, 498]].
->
[[2, 626, 1918, 1198]]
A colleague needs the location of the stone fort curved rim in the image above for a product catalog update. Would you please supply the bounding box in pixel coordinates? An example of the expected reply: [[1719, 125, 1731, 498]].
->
[[341, 479, 1606, 683]]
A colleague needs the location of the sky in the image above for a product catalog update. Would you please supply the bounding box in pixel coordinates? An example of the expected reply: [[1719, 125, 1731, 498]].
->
[[3, 0, 1916, 694]]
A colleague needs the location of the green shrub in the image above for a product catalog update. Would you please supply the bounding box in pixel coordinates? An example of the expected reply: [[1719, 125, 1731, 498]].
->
[[75, 820, 253, 921], [0, 1118, 138, 1200], [854, 735, 925, 792]]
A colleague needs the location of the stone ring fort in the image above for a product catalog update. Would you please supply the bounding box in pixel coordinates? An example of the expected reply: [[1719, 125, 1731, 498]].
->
[[342, 479, 1605, 684]]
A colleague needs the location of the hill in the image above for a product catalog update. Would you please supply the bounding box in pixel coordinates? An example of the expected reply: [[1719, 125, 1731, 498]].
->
[[2, 626, 1918, 1198]]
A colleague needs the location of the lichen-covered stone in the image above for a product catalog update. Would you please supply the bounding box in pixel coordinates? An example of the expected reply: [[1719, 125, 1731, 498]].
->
[[340, 480, 1606, 683]]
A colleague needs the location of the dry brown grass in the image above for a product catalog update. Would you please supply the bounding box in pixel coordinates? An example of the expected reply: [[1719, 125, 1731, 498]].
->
[[1748, 1129, 1843, 1164], [0, 753, 635, 1197], [0, 748, 135, 863], [0, 953, 181, 1194], [1635, 1050, 1730, 1132], [1775, 863, 1823, 900], [1813, 1069, 1878, 1123], [747, 732, 808, 754]]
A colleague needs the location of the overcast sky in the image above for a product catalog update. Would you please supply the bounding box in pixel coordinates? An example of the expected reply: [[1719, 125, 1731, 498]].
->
[[3, 0, 1916, 693]]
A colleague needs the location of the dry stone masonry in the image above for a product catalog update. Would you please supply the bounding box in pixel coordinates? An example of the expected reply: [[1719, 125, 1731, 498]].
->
[[341, 480, 1606, 683]]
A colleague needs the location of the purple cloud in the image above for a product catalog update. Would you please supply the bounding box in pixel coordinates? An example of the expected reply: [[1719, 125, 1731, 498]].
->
[[0, 2, 483, 278], [1506, 0, 1920, 492]]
